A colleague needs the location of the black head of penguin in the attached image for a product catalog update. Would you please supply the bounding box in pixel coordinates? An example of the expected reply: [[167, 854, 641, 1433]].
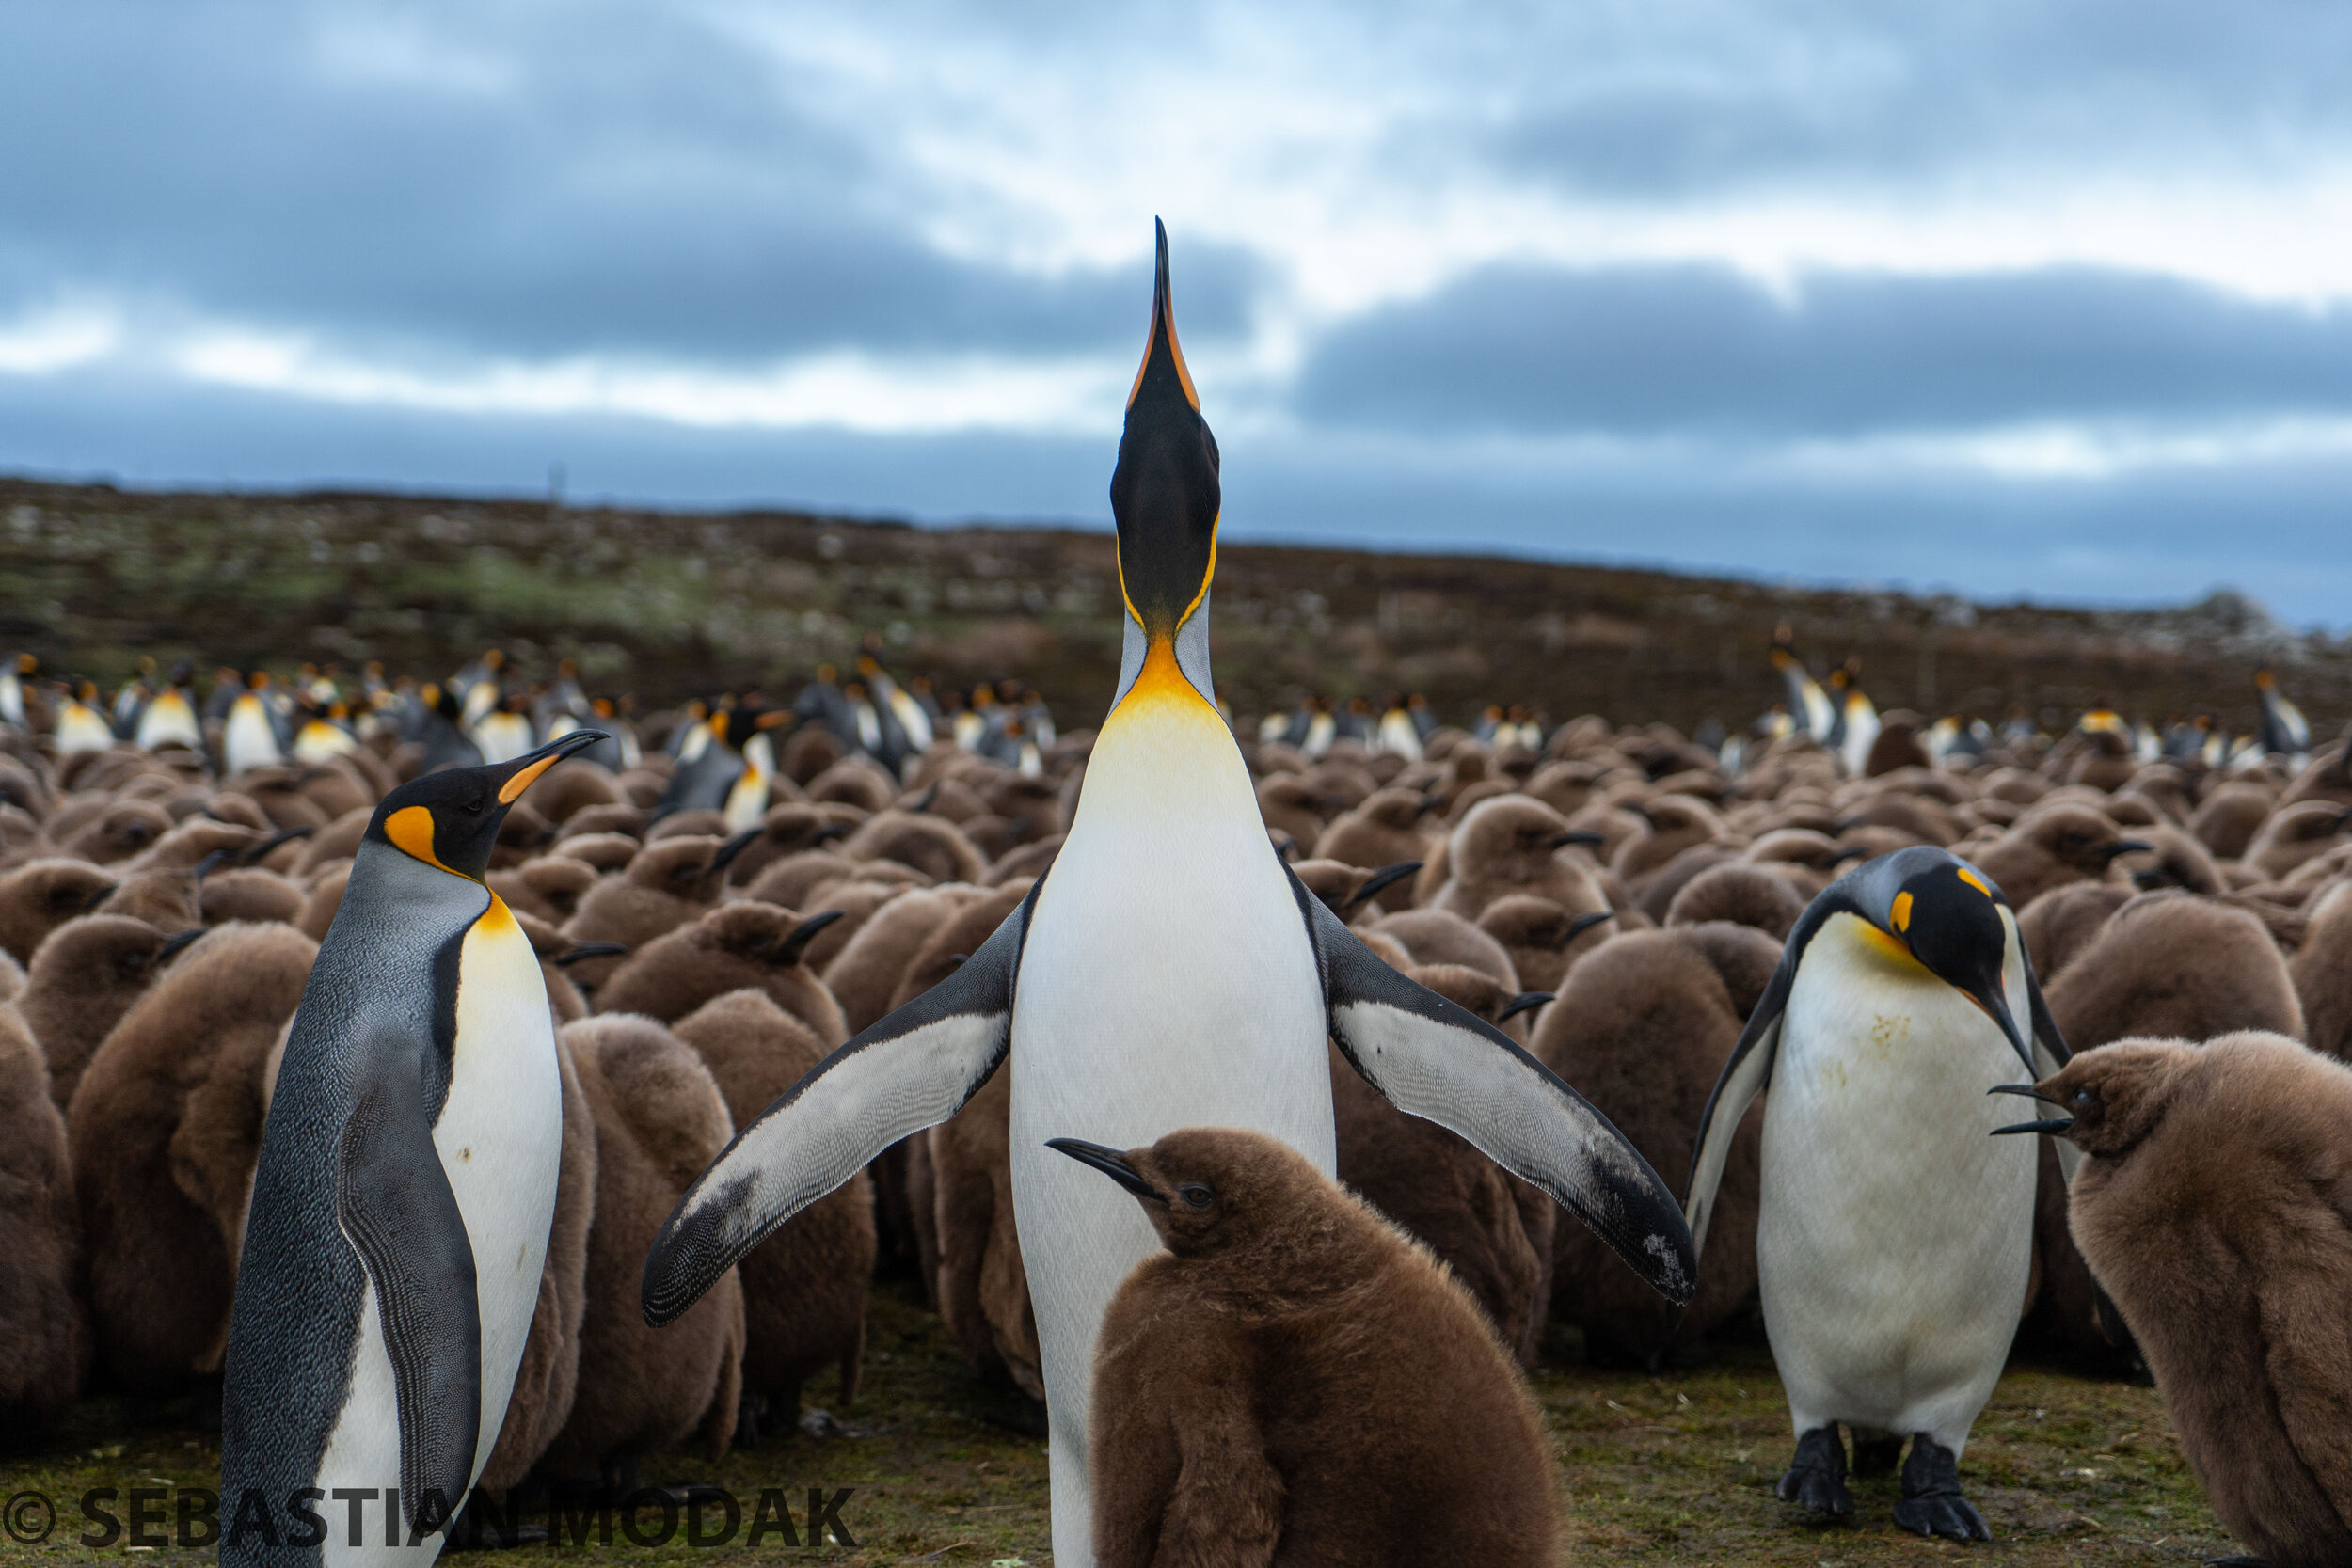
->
[[1108, 218, 1220, 651], [1829, 846, 2033, 1073], [365, 729, 607, 880]]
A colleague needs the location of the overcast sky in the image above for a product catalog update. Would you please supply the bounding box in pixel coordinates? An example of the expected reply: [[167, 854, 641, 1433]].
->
[[6, 1, 2352, 622]]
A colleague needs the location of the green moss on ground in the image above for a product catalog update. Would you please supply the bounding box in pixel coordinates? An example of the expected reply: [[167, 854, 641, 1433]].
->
[[0, 1282, 2231, 1565]]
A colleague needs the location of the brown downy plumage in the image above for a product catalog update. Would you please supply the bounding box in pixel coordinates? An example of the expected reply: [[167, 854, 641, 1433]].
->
[[511, 911, 599, 1027], [2189, 782, 2277, 861], [739, 849, 862, 911], [486, 854, 600, 926], [840, 808, 986, 884], [69, 922, 315, 1391], [0, 999, 85, 1448], [1476, 894, 1613, 992], [18, 916, 201, 1109], [820, 884, 986, 1036], [0, 858, 118, 965], [1972, 805, 2149, 911], [1611, 795, 1730, 890], [2291, 878, 2352, 1058], [94, 865, 201, 931], [477, 1031, 597, 1492], [1328, 963, 1555, 1366], [1663, 861, 1808, 940], [1366, 908, 1520, 989], [791, 878, 923, 972], [1256, 773, 1333, 852], [2014, 880, 2132, 986], [1313, 786, 1439, 872], [294, 863, 350, 942], [1629, 842, 1741, 924], [2244, 800, 2352, 884], [719, 802, 854, 889], [540, 1015, 743, 1477], [197, 866, 306, 926], [672, 990, 874, 1435], [2022, 1035, 2352, 1568], [1071, 1127, 1559, 1568], [557, 833, 745, 992], [594, 901, 847, 1042], [1534, 923, 1777, 1366], [1290, 858, 1422, 927], [1431, 796, 1604, 920], [54, 799, 173, 865], [2029, 893, 2305, 1362]]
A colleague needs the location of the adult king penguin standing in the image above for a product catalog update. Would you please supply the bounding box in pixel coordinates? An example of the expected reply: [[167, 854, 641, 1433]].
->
[[641, 223, 1694, 1564], [219, 730, 605, 1568]]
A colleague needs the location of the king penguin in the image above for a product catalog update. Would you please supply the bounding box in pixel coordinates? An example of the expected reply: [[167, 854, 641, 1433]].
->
[[1683, 845, 2074, 1541], [224, 673, 286, 775], [219, 728, 605, 1567], [640, 222, 1694, 1566]]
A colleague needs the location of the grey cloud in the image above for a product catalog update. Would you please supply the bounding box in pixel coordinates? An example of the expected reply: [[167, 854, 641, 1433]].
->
[[1295, 263, 2352, 437]]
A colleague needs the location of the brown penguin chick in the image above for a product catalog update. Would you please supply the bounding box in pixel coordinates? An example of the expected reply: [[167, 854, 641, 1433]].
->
[[806, 757, 898, 814], [1067, 1127, 1559, 1568], [740, 848, 862, 911], [557, 833, 741, 992], [2291, 879, 2352, 1058], [1477, 894, 1614, 991], [1533, 923, 1777, 1367], [1629, 842, 1741, 924], [294, 863, 350, 942], [2120, 823, 2224, 895], [541, 1016, 743, 1476], [2014, 1034, 2352, 1568], [549, 829, 643, 872], [54, 798, 173, 864], [2029, 894, 2306, 1361], [527, 758, 628, 826], [984, 833, 1062, 885], [1611, 794, 1728, 889], [1971, 805, 2149, 911], [2190, 781, 2279, 861], [0, 858, 118, 965], [840, 808, 986, 884], [0, 999, 85, 1446], [1313, 786, 1439, 871], [594, 900, 848, 1040], [2014, 880, 2132, 986], [1664, 861, 1807, 940], [1255, 772, 1333, 853], [717, 802, 854, 888], [820, 884, 986, 1035], [1368, 908, 1521, 990], [926, 1061, 1043, 1398], [1432, 795, 1605, 920], [791, 878, 923, 972], [2244, 800, 2352, 883], [17, 915, 201, 1109], [645, 807, 730, 843], [197, 865, 305, 926], [1839, 789, 1961, 847], [1291, 858, 1423, 927], [289, 806, 372, 878], [477, 1031, 597, 1492], [69, 923, 315, 1391], [0, 949, 21, 1004], [1327, 964, 1556, 1366], [510, 911, 597, 1027], [119, 816, 261, 874], [672, 990, 875, 1433], [95, 865, 201, 931], [486, 853, 600, 926], [556, 801, 645, 841]]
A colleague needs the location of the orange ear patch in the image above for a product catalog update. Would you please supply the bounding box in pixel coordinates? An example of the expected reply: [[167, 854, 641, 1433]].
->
[[385, 805, 458, 875], [1891, 890, 1914, 932], [1956, 867, 1994, 900]]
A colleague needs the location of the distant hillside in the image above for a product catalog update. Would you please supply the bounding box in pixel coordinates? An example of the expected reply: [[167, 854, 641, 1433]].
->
[[4, 474, 2345, 739]]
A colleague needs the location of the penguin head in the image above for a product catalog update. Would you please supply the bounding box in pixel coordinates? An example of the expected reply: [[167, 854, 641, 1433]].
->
[[369, 729, 605, 880], [1993, 1037, 2192, 1158], [1048, 1126, 1316, 1260], [1108, 220, 1220, 664], [1837, 846, 2033, 1072]]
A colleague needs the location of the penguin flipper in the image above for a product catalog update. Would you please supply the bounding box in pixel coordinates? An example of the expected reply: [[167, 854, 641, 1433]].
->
[[1684, 987, 1786, 1261], [333, 1028, 482, 1534], [1295, 874, 1697, 1307], [641, 884, 1035, 1327]]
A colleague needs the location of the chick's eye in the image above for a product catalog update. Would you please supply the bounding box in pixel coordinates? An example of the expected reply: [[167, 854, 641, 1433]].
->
[[1177, 1183, 1213, 1210], [2073, 1089, 2094, 1108]]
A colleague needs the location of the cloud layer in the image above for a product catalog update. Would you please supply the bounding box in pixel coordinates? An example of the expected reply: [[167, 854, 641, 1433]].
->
[[6, 0, 2352, 621]]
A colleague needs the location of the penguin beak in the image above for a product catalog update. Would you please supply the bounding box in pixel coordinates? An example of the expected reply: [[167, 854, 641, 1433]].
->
[[1549, 831, 1606, 849], [1987, 1082, 2074, 1135], [159, 927, 206, 960], [1345, 860, 1422, 910], [1959, 984, 2037, 1077], [1497, 990, 1554, 1024], [554, 942, 628, 967], [1566, 910, 1615, 941], [495, 728, 608, 805], [771, 910, 845, 967], [2097, 838, 2153, 862], [710, 825, 763, 871], [1046, 1138, 1166, 1204]]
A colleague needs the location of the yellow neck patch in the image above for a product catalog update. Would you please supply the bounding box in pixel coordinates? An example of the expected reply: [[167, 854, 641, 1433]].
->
[[1854, 917, 1929, 974], [385, 804, 462, 877], [1110, 637, 1216, 725]]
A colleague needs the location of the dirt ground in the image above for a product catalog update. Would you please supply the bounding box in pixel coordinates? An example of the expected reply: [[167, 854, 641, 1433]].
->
[[1, 1279, 2232, 1565]]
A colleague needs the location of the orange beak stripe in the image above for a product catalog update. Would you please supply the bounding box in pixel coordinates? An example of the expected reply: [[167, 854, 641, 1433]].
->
[[498, 752, 563, 805]]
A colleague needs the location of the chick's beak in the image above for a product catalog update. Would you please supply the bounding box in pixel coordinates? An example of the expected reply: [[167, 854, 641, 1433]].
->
[[1046, 1138, 1166, 1204]]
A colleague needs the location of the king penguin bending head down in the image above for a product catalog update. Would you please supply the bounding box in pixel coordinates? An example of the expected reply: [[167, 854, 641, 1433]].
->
[[641, 221, 1694, 1565]]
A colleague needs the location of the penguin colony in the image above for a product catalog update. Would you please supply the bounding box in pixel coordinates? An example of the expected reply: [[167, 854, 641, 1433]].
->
[[0, 242, 2349, 1566]]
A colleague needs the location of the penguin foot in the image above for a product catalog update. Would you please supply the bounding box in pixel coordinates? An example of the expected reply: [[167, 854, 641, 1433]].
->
[[1892, 1434, 1989, 1542], [1776, 1426, 1853, 1518]]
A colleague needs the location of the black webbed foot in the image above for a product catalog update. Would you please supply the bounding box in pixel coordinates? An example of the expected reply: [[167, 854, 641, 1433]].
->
[[1776, 1424, 1853, 1518], [1891, 1433, 1990, 1542]]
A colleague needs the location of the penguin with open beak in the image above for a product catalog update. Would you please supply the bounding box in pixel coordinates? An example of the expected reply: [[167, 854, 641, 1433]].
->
[[220, 728, 605, 1567], [1685, 845, 2071, 1541], [640, 222, 1693, 1567]]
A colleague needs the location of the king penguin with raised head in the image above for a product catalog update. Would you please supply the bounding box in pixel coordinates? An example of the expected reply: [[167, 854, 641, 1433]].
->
[[220, 727, 605, 1567], [1684, 845, 2073, 1541], [641, 222, 1695, 1564]]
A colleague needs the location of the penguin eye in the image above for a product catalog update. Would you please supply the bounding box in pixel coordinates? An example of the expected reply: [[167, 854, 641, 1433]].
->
[[2072, 1088, 2094, 1108], [463, 795, 487, 816], [1177, 1183, 1214, 1210]]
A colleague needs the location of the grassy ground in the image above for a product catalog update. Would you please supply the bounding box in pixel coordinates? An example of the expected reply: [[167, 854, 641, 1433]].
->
[[1, 1282, 2230, 1565]]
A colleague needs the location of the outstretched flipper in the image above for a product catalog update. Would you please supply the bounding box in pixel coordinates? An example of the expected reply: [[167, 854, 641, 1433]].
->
[[335, 1024, 481, 1535], [1684, 953, 1794, 1259], [1295, 870, 1696, 1305], [642, 885, 1037, 1326]]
